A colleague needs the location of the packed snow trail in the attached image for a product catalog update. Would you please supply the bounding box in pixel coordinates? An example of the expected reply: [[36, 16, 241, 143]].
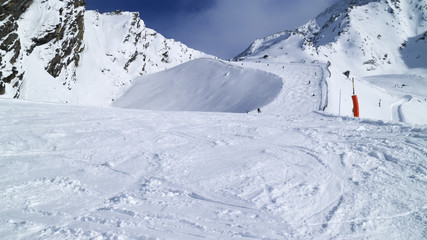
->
[[361, 73, 427, 125], [1, 99, 426, 239], [231, 61, 327, 115]]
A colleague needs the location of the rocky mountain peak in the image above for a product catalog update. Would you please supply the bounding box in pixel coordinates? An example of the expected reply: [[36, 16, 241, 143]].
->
[[0, 0, 33, 97], [0, 0, 207, 104]]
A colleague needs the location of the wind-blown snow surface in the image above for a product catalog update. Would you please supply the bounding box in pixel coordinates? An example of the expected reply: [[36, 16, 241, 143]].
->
[[1, 98, 426, 239], [113, 58, 282, 113]]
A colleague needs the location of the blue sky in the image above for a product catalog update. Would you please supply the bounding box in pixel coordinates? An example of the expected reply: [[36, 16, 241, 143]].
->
[[85, 0, 339, 59]]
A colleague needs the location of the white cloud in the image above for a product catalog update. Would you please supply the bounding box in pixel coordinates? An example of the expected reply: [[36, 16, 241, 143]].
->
[[166, 0, 339, 58]]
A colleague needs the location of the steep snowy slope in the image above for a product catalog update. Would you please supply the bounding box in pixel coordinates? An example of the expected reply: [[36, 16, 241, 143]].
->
[[1, 98, 426, 239], [113, 58, 283, 113], [0, 0, 207, 104], [235, 0, 427, 124]]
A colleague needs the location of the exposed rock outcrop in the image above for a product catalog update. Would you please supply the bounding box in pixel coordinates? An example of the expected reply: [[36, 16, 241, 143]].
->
[[0, 0, 33, 97]]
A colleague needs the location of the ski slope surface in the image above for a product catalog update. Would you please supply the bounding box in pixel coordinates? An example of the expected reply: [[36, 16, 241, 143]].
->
[[1, 95, 426, 239], [2, 46, 427, 240]]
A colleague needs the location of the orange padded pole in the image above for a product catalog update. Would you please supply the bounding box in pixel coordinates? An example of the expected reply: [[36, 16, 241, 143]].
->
[[352, 95, 359, 117]]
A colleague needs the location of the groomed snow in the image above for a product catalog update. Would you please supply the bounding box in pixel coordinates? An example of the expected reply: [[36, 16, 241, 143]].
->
[[1, 99, 426, 239], [113, 58, 282, 113]]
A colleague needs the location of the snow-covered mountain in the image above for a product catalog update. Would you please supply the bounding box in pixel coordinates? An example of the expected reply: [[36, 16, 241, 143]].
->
[[0, 0, 207, 105], [236, 0, 426, 74], [2, 0, 426, 123], [235, 0, 427, 123]]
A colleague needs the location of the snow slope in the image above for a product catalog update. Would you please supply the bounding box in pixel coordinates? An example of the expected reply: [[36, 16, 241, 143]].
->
[[113, 58, 282, 113], [235, 0, 427, 124], [228, 61, 328, 115], [1, 98, 426, 239]]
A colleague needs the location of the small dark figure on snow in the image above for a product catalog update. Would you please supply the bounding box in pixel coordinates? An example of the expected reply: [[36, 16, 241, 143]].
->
[[379, 99, 381, 107], [257, 108, 262, 113], [0, 82, 5, 95]]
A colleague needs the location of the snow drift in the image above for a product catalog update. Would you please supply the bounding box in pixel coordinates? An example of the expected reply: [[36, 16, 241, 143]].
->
[[113, 58, 283, 113]]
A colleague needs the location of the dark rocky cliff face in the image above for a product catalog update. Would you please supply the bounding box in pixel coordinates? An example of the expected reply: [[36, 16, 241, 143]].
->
[[0, 0, 86, 96], [28, 0, 85, 79], [0, 0, 33, 97]]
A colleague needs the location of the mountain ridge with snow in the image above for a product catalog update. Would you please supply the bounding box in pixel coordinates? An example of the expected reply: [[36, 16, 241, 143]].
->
[[235, 0, 427, 73], [234, 0, 427, 124], [0, 0, 207, 104]]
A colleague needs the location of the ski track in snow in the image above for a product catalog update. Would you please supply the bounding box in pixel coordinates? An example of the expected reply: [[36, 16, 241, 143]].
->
[[230, 61, 326, 115], [391, 95, 412, 123], [1, 98, 426, 239]]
